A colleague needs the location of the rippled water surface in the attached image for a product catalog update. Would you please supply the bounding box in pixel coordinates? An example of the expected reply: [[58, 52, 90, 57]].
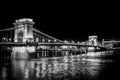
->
[[0, 50, 120, 80]]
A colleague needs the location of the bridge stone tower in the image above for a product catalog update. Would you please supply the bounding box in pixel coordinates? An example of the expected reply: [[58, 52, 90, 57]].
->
[[14, 18, 35, 43], [88, 36, 98, 46]]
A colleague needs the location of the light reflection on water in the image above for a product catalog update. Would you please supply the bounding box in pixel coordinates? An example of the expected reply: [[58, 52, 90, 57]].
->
[[9, 51, 113, 80], [1, 67, 7, 80], [0, 51, 115, 80]]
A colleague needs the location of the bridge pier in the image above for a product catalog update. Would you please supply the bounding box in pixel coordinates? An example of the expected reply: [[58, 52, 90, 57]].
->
[[14, 18, 34, 43], [12, 46, 35, 59], [87, 36, 98, 51]]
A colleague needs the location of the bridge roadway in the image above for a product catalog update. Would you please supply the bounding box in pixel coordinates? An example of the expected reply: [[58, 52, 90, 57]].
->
[[103, 40, 120, 43], [0, 42, 105, 48]]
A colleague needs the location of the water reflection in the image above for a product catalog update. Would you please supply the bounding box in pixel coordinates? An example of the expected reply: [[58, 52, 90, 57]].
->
[[1, 67, 7, 80], [11, 51, 113, 80]]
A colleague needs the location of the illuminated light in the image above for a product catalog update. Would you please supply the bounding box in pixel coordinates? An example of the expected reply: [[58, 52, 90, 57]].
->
[[63, 56, 69, 62], [9, 38, 11, 41], [64, 40, 69, 43], [54, 39, 57, 42], [17, 18, 33, 22], [55, 46, 57, 48], [3, 37, 6, 40], [23, 38, 27, 43], [38, 46, 46, 49], [14, 18, 34, 43], [77, 41, 80, 43], [85, 52, 103, 57], [27, 46, 35, 52], [42, 39, 45, 42], [27, 34, 33, 38], [87, 47, 95, 51], [53, 60, 59, 73], [64, 40, 67, 42], [48, 40, 51, 42], [36, 38, 39, 42], [36, 66, 40, 77], [1, 68, 7, 79], [71, 41, 75, 43], [64, 62, 69, 70], [61, 46, 68, 49], [89, 36, 98, 39], [25, 69, 29, 78], [85, 58, 102, 63]]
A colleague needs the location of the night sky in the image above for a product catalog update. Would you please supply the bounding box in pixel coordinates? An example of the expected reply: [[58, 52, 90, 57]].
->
[[0, 16, 119, 41]]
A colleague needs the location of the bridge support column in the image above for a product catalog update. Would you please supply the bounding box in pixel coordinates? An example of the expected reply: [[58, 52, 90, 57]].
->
[[14, 18, 34, 43], [12, 46, 35, 59], [12, 18, 35, 59], [88, 36, 98, 51], [12, 47, 28, 59]]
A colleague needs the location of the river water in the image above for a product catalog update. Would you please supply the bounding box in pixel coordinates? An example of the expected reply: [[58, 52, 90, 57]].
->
[[0, 50, 120, 80]]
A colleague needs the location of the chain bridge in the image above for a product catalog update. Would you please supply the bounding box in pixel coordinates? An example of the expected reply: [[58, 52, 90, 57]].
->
[[0, 18, 107, 53]]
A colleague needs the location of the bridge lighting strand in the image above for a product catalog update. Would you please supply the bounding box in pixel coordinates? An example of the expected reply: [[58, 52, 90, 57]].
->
[[42, 39, 45, 42], [3, 37, 6, 40], [33, 28, 64, 42], [77, 41, 80, 43], [54, 39, 57, 42], [0, 27, 15, 32], [34, 33, 54, 43], [33, 33, 50, 41], [71, 41, 75, 43], [0, 26, 24, 32], [48, 40, 51, 42], [33, 28, 52, 39], [64, 40, 69, 43], [33, 28, 60, 41]]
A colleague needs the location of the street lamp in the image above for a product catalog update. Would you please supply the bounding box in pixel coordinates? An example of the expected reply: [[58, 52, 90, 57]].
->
[[54, 39, 57, 42], [64, 40, 68, 43], [48, 40, 51, 43], [71, 41, 75, 43], [77, 41, 80, 43], [36, 38, 39, 42], [42, 39, 45, 42], [3, 37, 7, 42], [9, 38, 11, 42], [3, 37, 6, 40]]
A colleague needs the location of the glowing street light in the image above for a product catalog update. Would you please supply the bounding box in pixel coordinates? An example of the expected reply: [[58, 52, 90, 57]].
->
[[36, 38, 39, 42], [71, 41, 75, 43], [48, 40, 51, 42], [77, 41, 80, 43], [64, 40, 68, 43], [9, 38, 11, 42], [42, 39, 45, 42], [3, 37, 6, 40], [54, 39, 57, 42]]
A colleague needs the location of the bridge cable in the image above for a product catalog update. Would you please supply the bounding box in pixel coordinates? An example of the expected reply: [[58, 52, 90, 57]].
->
[[33, 28, 64, 42], [0, 27, 23, 32], [33, 33, 50, 42]]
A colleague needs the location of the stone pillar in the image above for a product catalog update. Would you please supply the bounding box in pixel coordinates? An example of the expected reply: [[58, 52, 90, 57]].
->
[[14, 18, 34, 43], [88, 36, 98, 51], [88, 36, 98, 46]]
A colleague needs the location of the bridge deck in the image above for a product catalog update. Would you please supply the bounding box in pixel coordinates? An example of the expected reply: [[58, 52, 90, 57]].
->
[[0, 42, 105, 48], [0, 42, 27, 46]]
